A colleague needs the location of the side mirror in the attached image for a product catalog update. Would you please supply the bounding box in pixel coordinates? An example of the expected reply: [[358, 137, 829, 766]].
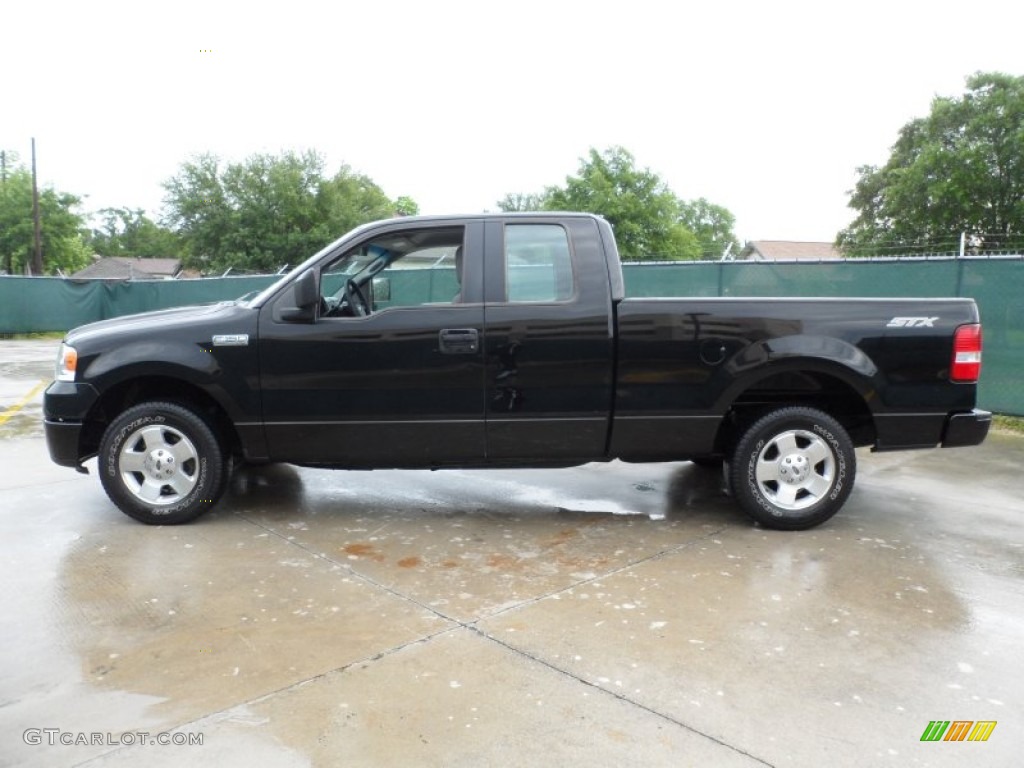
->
[[372, 276, 391, 302], [279, 269, 318, 322]]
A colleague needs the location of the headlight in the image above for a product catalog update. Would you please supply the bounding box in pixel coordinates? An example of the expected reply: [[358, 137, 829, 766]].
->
[[56, 343, 78, 382]]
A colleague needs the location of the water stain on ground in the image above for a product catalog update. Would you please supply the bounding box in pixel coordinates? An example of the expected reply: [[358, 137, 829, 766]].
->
[[342, 542, 386, 561]]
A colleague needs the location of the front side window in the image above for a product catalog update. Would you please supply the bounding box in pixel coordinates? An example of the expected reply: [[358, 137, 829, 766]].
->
[[319, 226, 465, 317], [504, 224, 574, 302]]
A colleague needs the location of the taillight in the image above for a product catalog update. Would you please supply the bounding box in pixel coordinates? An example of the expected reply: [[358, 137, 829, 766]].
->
[[951, 324, 982, 383]]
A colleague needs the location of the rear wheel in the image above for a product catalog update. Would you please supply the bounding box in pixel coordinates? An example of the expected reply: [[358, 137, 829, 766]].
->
[[729, 407, 855, 530], [98, 401, 226, 525]]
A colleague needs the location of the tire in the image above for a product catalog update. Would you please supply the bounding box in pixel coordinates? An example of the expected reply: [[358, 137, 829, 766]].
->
[[98, 401, 226, 525], [729, 407, 855, 530]]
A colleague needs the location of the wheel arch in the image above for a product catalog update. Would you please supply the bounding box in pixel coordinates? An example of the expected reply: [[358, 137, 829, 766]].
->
[[712, 361, 877, 456], [80, 376, 243, 462]]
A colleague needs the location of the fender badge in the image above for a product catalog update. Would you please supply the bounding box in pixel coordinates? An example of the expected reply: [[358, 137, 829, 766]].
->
[[212, 334, 249, 346], [886, 317, 938, 328]]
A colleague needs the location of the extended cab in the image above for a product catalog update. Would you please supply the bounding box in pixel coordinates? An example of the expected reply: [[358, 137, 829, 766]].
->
[[44, 213, 990, 529]]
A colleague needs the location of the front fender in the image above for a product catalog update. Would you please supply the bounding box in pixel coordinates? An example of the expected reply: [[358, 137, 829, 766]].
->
[[84, 339, 219, 381], [81, 339, 258, 424]]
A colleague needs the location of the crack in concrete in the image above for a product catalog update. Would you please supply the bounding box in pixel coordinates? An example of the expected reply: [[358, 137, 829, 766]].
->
[[460, 523, 777, 767], [470, 627, 775, 768]]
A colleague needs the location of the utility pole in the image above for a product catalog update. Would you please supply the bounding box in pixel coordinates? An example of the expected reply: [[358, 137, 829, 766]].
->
[[31, 138, 43, 275], [1, 150, 7, 274]]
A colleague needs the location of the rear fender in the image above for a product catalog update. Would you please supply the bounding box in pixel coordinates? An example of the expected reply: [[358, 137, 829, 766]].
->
[[716, 335, 879, 413]]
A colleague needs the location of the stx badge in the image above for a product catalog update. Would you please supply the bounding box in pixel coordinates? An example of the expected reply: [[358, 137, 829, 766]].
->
[[887, 316, 939, 328]]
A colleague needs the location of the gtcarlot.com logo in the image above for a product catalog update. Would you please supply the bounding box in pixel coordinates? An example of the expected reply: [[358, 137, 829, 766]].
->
[[920, 720, 997, 742], [23, 729, 203, 747]]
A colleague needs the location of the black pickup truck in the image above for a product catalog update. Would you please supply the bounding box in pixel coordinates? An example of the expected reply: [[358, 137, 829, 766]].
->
[[44, 213, 990, 529]]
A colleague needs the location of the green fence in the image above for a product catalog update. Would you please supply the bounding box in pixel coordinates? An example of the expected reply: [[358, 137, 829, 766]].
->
[[0, 274, 278, 335], [0, 257, 1020, 414]]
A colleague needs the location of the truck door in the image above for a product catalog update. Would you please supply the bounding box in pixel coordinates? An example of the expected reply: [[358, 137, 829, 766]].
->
[[482, 217, 615, 461], [258, 221, 486, 466]]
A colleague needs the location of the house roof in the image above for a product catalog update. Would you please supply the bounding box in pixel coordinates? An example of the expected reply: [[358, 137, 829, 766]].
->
[[739, 241, 842, 261], [72, 257, 182, 279]]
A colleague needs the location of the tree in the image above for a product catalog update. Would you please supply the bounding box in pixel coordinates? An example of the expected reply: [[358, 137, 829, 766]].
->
[[162, 150, 408, 273], [88, 208, 184, 259], [543, 147, 700, 260], [838, 72, 1024, 256], [495, 192, 548, 212], [394, 196, 420, 216], [0, 156, 90, 275], [677, 197, 740, 259]]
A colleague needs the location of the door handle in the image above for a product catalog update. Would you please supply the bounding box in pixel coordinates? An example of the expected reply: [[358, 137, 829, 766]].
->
[[439, 328, 479, 354]]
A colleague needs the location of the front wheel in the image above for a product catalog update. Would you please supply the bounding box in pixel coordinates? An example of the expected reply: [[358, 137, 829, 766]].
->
[[98, 401, 227, 525], [729, 407, 855, 530]]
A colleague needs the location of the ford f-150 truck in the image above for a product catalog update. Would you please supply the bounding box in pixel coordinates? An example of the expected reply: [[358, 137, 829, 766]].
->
[[43, 213, 990, 529]]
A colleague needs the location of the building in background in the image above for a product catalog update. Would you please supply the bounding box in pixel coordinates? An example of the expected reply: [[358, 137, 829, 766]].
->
[[71, 257, 183, 280], [738, 241, 842, 261]]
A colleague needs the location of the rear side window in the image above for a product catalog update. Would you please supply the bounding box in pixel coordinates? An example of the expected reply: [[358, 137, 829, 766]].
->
[[504, 224, 574, 302]]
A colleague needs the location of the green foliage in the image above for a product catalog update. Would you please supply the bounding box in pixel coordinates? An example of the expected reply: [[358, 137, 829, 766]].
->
[[495, 192, 548, 212], [677, 197, 741, 259], [839, 72, 1024, 256], [162, 150, 403, 273], [543, 147, 700, 260], [394, 196, 420, 216], [993, 414, 1024, 434], [0, 159, 90, 275], [498, 147, 737, 261], [88, 208, 183, 259]]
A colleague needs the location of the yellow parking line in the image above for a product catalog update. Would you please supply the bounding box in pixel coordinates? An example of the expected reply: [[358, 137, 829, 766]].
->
[[0, 380, 47, 427]]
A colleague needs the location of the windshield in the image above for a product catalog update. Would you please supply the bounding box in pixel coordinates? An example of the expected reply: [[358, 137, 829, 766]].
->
[[246, 220, 383, 307]]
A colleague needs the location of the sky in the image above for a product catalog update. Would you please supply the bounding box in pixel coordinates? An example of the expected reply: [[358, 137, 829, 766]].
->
[[3, 0, 1023, 244]]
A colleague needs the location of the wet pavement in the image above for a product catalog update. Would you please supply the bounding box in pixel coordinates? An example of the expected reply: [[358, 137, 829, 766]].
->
[[0, 340, 52, 439], [1, 341, 1021, 767]]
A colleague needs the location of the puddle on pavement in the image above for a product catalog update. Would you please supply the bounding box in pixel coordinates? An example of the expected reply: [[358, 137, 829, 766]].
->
[[1, 500, 167, 767], [43, 461, 737, 731], [0, 407, 45, 438], [20, 446, 1012, 766]]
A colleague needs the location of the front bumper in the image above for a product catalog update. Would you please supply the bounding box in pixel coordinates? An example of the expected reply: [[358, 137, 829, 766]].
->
[[941, 409, 992, 448], [45, 419, 85, 467], [43, 380, 100, 468]]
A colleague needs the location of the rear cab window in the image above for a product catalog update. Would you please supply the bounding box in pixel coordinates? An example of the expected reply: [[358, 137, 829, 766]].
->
[[504, 224, 575, 303]]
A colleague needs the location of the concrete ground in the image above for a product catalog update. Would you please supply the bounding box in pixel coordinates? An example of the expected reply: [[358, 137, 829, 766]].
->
[[1, 340, 1021, 767]]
